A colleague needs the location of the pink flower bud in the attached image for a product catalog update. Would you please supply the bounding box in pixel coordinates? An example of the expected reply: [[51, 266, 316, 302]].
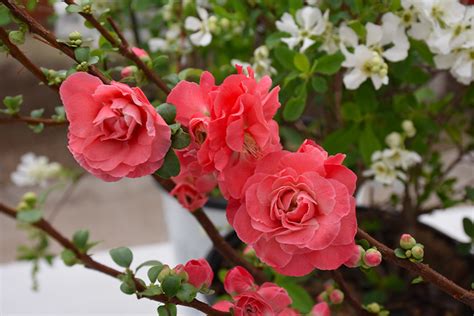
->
[[329, 289, 344, 305], [131, 47, 150, 61], [311, 302, 330, 316], [344, 244, 365, 268], [411, 244, 424, 260], [224, 266, 256, 296], [182, 258, 213, 289], [363, 248, 382, 267], [120, 65, 137, 78], [317, 291, 329, 303], [400, 234, 416, 250]]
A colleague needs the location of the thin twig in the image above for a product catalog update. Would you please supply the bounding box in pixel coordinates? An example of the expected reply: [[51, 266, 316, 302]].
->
[[0, 116, 66, 126], [357, 228, 474, 308], [0, 27, 57, 91], [0, 202, 229, 316], [0, 0, 109, 84], [62, 0, 170, 94], [331, 270, 369, 315]]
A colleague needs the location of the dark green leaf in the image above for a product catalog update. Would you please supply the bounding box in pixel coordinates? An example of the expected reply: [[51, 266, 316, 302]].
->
[[283, 98, 305, 122], [341, 102, 362, 122], [140, 284, 162, 297], [311, 76, 328, 93], [153, 55, 170, 71], [120, 281, 136, 295], [72, 230, 89, 249], [358, 125, 381, 165], [314, 53, 344, 75], [17, 209, 42, 223], [176, 283, 198, 303], [136, 260, 162, 272], [462, 217, 474, 238], [155, 150, 180, 179], [147, 264, 164, 283], [109, 247, 133, 268], [394, 248, 407, 259], [0, 5, 11, 26], [156, 103, 176, 124], [279, 282, 314, 313], [161, 275, 181, 297], [74, 47, 90, 63], [157, 304, 177, 316], [171, 129, 190, 149], [60, 249, 77, 266], [293, 53, 310, 73], [274, 46, 296, 70]]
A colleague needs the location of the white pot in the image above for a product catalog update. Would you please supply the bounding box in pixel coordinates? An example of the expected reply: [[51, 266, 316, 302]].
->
[[161, 190, 231, 264]]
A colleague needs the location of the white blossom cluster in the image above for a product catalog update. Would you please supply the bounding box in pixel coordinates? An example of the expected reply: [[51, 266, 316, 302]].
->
[[11, 153, 62, 187], [364, 120, 421, 185], [231, 45, 276, 79], [275, 1, 474, 89]]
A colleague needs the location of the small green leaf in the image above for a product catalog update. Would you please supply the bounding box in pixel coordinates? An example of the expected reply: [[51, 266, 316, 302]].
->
[[462, 217, 474, 238], [17, 209, 42, 223], [293, 53, 310, 73], [153, 55, 170, 71], [311, 76, 328, 93], [109, 247, 133, 268], [171, 129, 190, 149], [168, 123, 181, 135], [274, 46, 296, 70], [147, 264, 164, 283], [3, 95, 23, 114], [72, 230, 89, 250], [120, 281, 136, 295], [314, 53, 344, 75], [411, 276, 423, 284], [66, 4, 83, 13], [30, 108, 44, 118], [157, 304, 177, 316], [88, 55, 100, 65], [29, 123, 44, 134], [283, 98, 305, 122], [358, 125, 381, 165], [74, 47, 90, 63], [394, 248, 407, 259], [155, 150, 180, 179], [278, 282, 314, 313], [0, 5, 11, 26], [9, 30, 25, 45], [176, 283, 197, 303], [156, 103, 176, 125], [140, 284, 162, 297], [161, 275, 181, 297], [60, 249, 77, 266], [136, 260, 162, 272]]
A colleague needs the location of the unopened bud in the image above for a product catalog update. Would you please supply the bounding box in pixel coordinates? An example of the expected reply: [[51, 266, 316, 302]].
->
[[411, 244, 424, 260], [317, 291, 329, 303], [68, 31, 82, 41], [22, 192, 37, 206], [120, 65, 137, 78], [344, 244, 365, 268], [329, 289, 344, 305], [402, 120, 416, 137], [16, 201, 29, 211], [385, 132, 402, 148], [366, 302, 381, 313], [400, 234, 416, 250], [363, 248, 382, 267], [405, 249, 412, 258]]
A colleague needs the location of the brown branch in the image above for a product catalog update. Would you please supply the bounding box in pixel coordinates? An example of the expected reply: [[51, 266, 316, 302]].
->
[[0, 27, 58, 91], [331, 270, 369, 316], [0, 202, 229, 316], [0, 0, 109, 84], [357, 228, 474, 308], [0, 115, 66, 126], [62, 0, 170, 95], [192, 208, 267, 284]]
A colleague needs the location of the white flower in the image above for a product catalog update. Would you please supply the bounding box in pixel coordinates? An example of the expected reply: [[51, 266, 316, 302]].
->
[[11, 153, 62, 187], [382, 148, 421, 170], [402, 120, 416, 137], [434, 42, 474, 84], [385, 132, 403, 148], [400, 0, 433, 40], [414, 0, 465, 27], [276, 6, 327, 52], [363, 160, 401, 185], [340, 15, 410, 90], [149, 25, 191, 54], [185, 8, 214, 47], [231, 45, 276, 80]]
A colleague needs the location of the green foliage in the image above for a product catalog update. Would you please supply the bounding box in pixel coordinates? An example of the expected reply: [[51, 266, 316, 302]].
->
[[60, 249, 77, 266], [2, 95, 23, 115], [17, 209, 42, 224], [0, 4, 11, 26], [157, 304, 177, 316], [155, 149, 180, 179], [156, 103, 177, 125], [176, 283, 198, 303], [110, 247, 133, 268], [275, 275, 314, 313], [171, 129, 191, 149], [147, 264, 164, 283], [161, 275, 182, 297], [313, 53, 344, 75]]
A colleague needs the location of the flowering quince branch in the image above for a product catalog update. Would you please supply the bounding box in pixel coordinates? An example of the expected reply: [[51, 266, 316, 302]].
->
[[0, 202, 229, 316], [0, 27, 58, 91], [62, 0, 170, 95], [0, 115, 66, 126], [356, 228, 474, 308], [0, 0, 109, 84]]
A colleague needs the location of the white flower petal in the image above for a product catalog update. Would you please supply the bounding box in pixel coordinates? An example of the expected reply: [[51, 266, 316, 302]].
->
[[366, 23, 383, 47], [344, 68, 368, 90], [276, 13, 299, 36], [339, 23, 358, 47], [185, 16, 202, 31], [300, 37, 315, 52]]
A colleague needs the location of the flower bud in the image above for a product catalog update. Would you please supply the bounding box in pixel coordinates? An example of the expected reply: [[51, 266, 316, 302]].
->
[[411, 244, 424, 260], [68, 31, 82, 41], [400, 234, 416, 250], [344, 244, 365, 268], [329, 289, 344, 305], [385, 132, 402, 148], [121, 65, 137, 78], [22, 192, 37, 207], [220, 17, 230, 29], [363, 248, 382, 267], [16, 201, 29, 211], [405, 249, 412, 258], [323, 280, 335, 292], [402, 120, 416, 137], [317, 291, 329, 303], [366, 302, 381, 313]]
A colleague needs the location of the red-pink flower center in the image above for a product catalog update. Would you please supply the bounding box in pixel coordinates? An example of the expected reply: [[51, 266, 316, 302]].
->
[[93, 99, 142, 141]]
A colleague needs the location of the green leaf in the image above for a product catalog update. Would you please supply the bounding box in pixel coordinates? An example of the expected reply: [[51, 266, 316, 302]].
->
[[153, 55, 170, 71], [157, 304, 177, 316], [109, 247, 133, 268], [394, 248, 407, 259], [178, 68, 203, 80], [462, 217, 474, 238], [17, 209, 42, 223], [168, 123, 181, 135], [314, 53, 344, 75], [0, 5, 11, 26], [147, 264, 164, 283], [411, 276, 423, 284], [279, 282, 314, 313], [161, 275, 181, 297], [341, 102, 362, 122], [274, 46, 296, 70], [155, 150, 180, 179], [171, 129, 190, 149], [120, 281, 136, 295], [136, 260, 162, 272], [283, 98, 305, 122], [30, 108, 44, 118], [156, 103, 176, 125], [9, 30, 25, 45], [88, 55, 100, 65], [72, 230, 89, 250], [3, 95, 23, 114], [311, 76, 328, 93], [355, 82, 378, 113], [66, 4, 83, 13], [74, 47, 90, 63], [293, 53, 310, 73], [60, 249, 77, 266], [176, 283, 198, 303], [139, 284, 162, 297], [29, 123, 44, 134], [358, 125, 381, 165]]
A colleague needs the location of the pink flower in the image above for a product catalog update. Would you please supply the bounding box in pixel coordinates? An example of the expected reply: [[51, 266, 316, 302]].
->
[[167, 67, 282, 199], [224, 266, 257, 296], [131, 47, 149, 60], [182, 258, 213, 289], [59, 72, 171, 181], [227, 140, 357, 276], [213, 300, 234, 312], [363, 248, 382, 267], [233, 283, 292, 316], [311, 302, 330, 316], [121, 66, 137, 78], [278, 308, 300, 316], [171, 145, 217, 211]]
